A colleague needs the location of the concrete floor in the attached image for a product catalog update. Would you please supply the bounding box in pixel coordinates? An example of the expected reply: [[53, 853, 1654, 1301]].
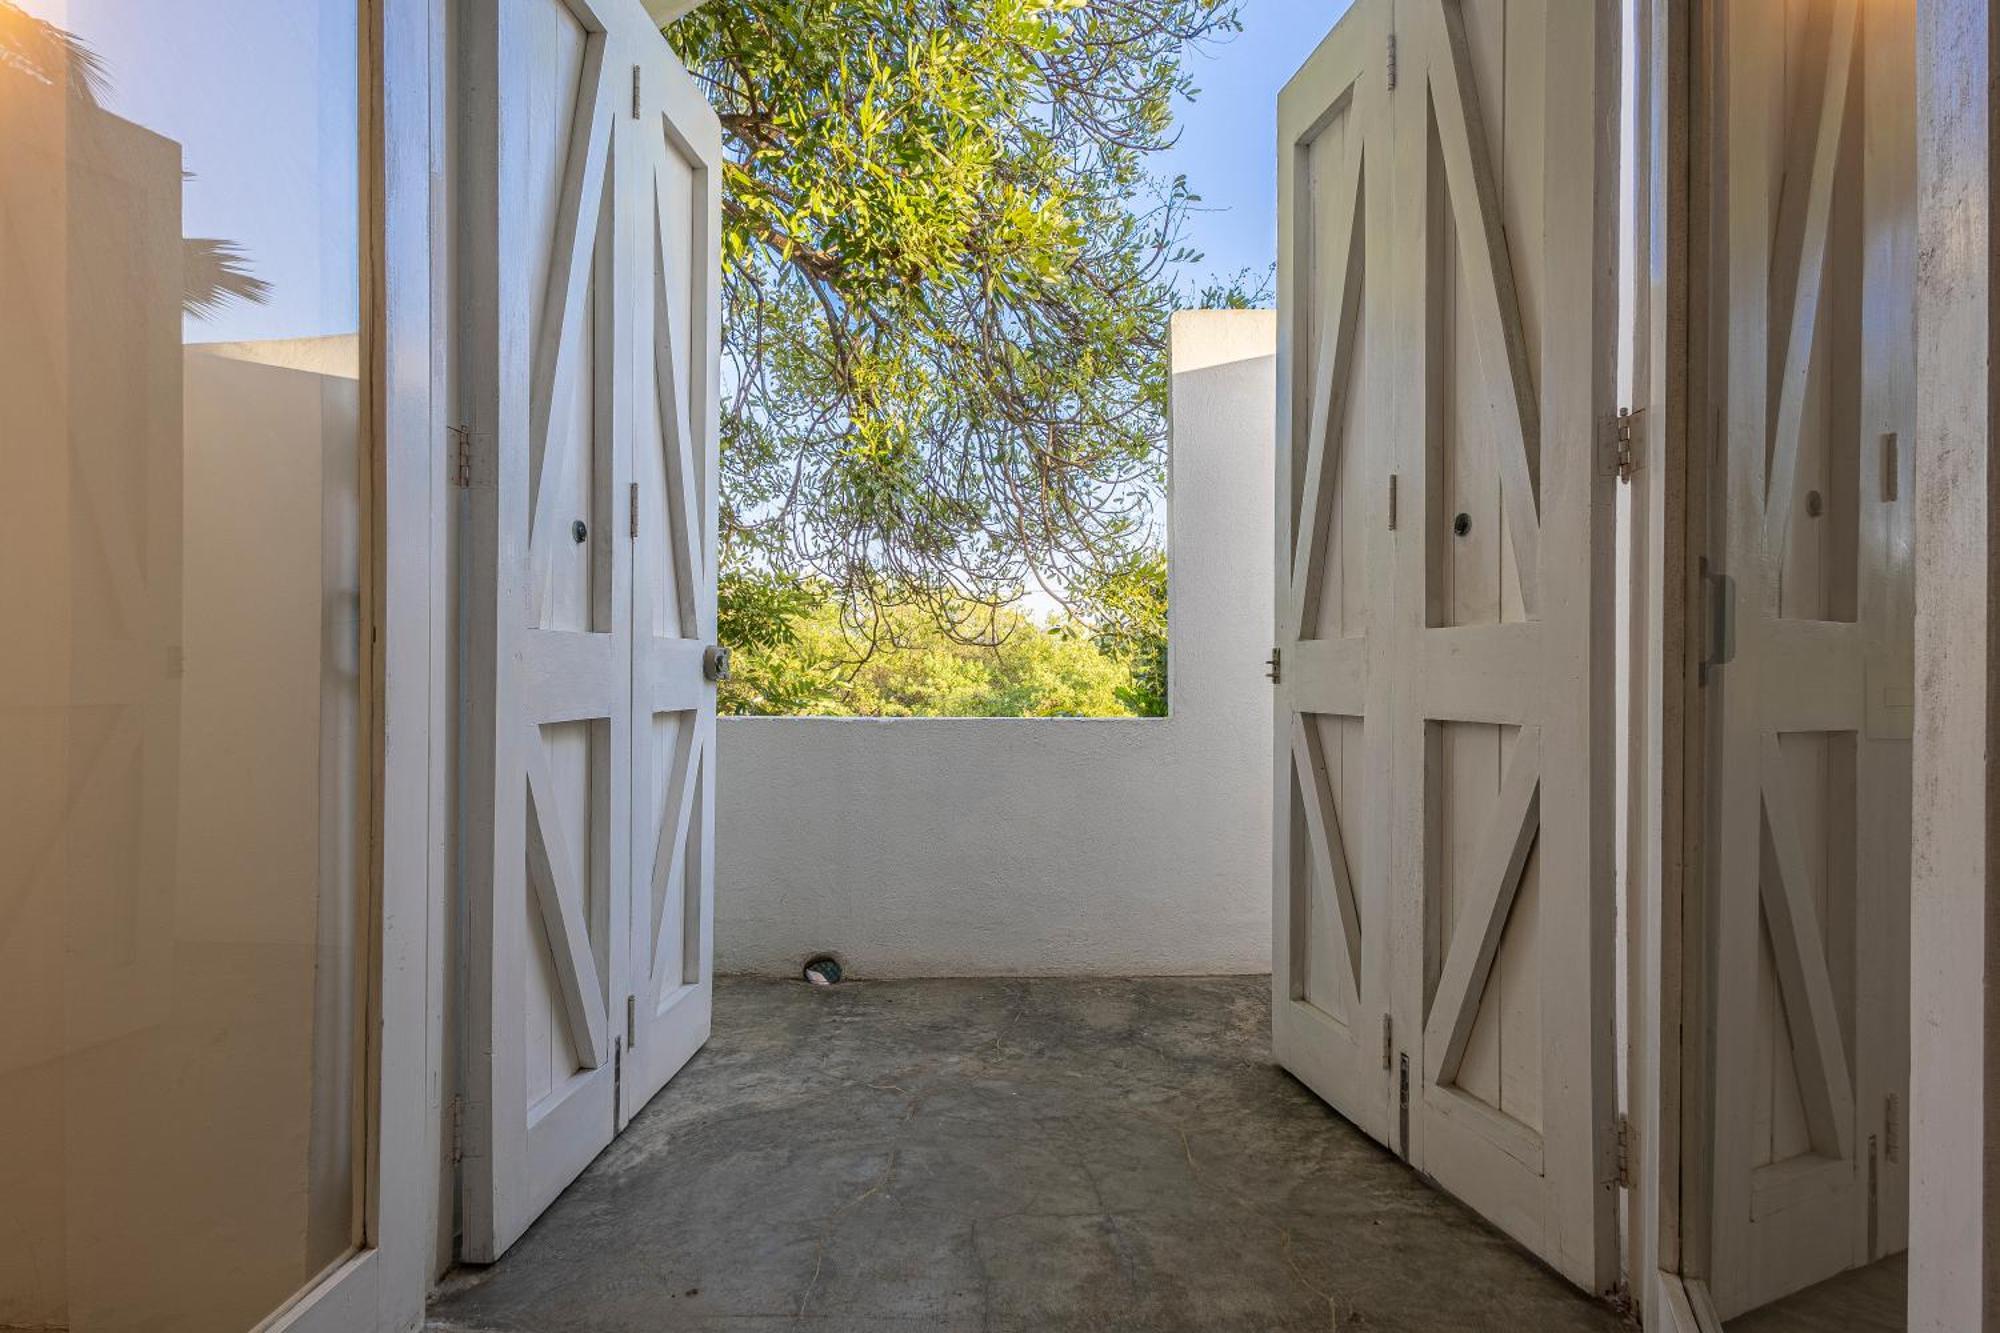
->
[[1728, 1253, 1905, 1331], [428, 976, 1637, 1332]]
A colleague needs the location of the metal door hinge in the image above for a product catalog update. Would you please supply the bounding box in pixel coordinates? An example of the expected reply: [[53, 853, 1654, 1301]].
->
[[1381, 1013, 1393, 1071], [1613, 407, 1644, 483], [1397, 1053, 1410, 1159], [629, 482, 640, 538], [449, 425, 472, 488], [1614, 1113, 1634, 1188], [631, 65, 642, 119], [1266, 648, 1282, 684], [612, 1036, 624, 1130], [1388, 473, 1399, 530], [627, 994, 638, 1049], [1885, 1093, 1900, 1163], [1387, 33, 1398, 89], [449, 1094, 465, 1165]]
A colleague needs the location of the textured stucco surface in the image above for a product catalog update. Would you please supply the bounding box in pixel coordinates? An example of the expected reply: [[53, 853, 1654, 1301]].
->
[[711, 311, 1277, 979], [427, 976, 1631, 1332]]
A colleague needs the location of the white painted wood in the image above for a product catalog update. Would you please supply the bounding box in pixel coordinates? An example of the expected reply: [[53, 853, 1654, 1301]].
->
[[621, 21, 723, 1125], [265, 0, 441, 1326], [1910, 2, 2000, 1327], [1695, 0, 1915, 1316], [459, 0, 719, 1261], [641, 0, 706, 22], [1275, 0, 1396, 1152], [1625, 1, 1705, 1322], [1277, 0, 1619, 1292]]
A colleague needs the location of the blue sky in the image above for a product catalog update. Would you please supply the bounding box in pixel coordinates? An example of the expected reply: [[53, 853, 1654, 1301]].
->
[[30, 0, 1339, 341], [24, 0, 360, 344], [1159, 1, 1357, 301]]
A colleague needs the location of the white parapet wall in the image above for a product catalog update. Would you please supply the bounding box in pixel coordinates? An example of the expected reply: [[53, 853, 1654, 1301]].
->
[[714, 310, 1276, 978]]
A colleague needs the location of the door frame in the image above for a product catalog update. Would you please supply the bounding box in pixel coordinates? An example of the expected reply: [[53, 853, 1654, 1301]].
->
[[253, 0, 442, 1327], [1625, 0, 1710, 1325]]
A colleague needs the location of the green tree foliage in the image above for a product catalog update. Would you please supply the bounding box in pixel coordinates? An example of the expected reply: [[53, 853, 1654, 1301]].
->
[[720, 575, 1140, 717], [1072, 545, 1167, 716], [667, 0, 1239, 636]]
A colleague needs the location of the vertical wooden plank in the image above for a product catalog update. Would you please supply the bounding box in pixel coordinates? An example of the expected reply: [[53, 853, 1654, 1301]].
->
[[1856, 0, 1916, 1263], [1705, 0, 1782, 1308], [1452, 0, 1504, 630], [1524, 0, 1618, 1289], [1495, 721, 1542, 1130], [1498, 0, 1545, 628], [1448, 723, 1504, 1108], [1910, 0, 2000, 1326], [1497, 839, 1543, 1130]]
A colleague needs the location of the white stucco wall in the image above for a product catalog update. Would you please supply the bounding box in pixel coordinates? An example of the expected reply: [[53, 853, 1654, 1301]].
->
[[714, 310, 1276, 978]]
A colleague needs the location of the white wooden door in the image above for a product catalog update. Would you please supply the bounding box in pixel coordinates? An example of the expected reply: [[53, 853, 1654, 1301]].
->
[[460, 0, 720, 1261], [1277, 0, 1619, 1293], [620, 29, 721, 1126], [1702, 0, 1915, 1317], [1273, 0, 1395, 1151]]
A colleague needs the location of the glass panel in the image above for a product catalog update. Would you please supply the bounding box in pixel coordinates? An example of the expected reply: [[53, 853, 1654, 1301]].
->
[[0, 2, 365, 1328]]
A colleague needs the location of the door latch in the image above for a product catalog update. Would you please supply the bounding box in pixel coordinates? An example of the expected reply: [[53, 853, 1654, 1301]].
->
[[703, 644, 732, 682], [1698, 557, 1736, 686]]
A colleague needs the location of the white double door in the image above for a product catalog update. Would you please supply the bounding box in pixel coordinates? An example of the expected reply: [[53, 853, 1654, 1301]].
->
[[458, 0, 722, 1262], [1274, 0, 1620, 1294]]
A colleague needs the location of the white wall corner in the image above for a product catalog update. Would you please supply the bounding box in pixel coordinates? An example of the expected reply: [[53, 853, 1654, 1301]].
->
[[643, 0, 710, 24]]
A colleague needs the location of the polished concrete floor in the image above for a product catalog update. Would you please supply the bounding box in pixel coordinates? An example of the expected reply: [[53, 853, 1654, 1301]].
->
[[428, 976, 1639, 1332]]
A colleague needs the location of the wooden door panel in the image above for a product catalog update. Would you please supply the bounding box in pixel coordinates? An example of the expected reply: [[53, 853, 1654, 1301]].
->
[[1294, 712, 1365, 1022], [463, 0, 721, 1261], [1275, 0, 1394, 1154], [1424, 721, 1542, 1137], [1702, 0, 1913, 1315], [1400, 0, 1616, 1291], [1279, 0, 1617, 1294], [621, 31, 721, 1126]]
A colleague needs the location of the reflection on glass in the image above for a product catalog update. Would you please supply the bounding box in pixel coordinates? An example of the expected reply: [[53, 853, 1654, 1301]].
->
[[0, 2, 364, 1328]]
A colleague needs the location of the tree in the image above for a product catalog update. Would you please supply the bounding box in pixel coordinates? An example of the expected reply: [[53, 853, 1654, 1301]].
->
[[667, 0, 1239, 645], [1072, 545, 1167, 716], [719, 583, 1140, 718]]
